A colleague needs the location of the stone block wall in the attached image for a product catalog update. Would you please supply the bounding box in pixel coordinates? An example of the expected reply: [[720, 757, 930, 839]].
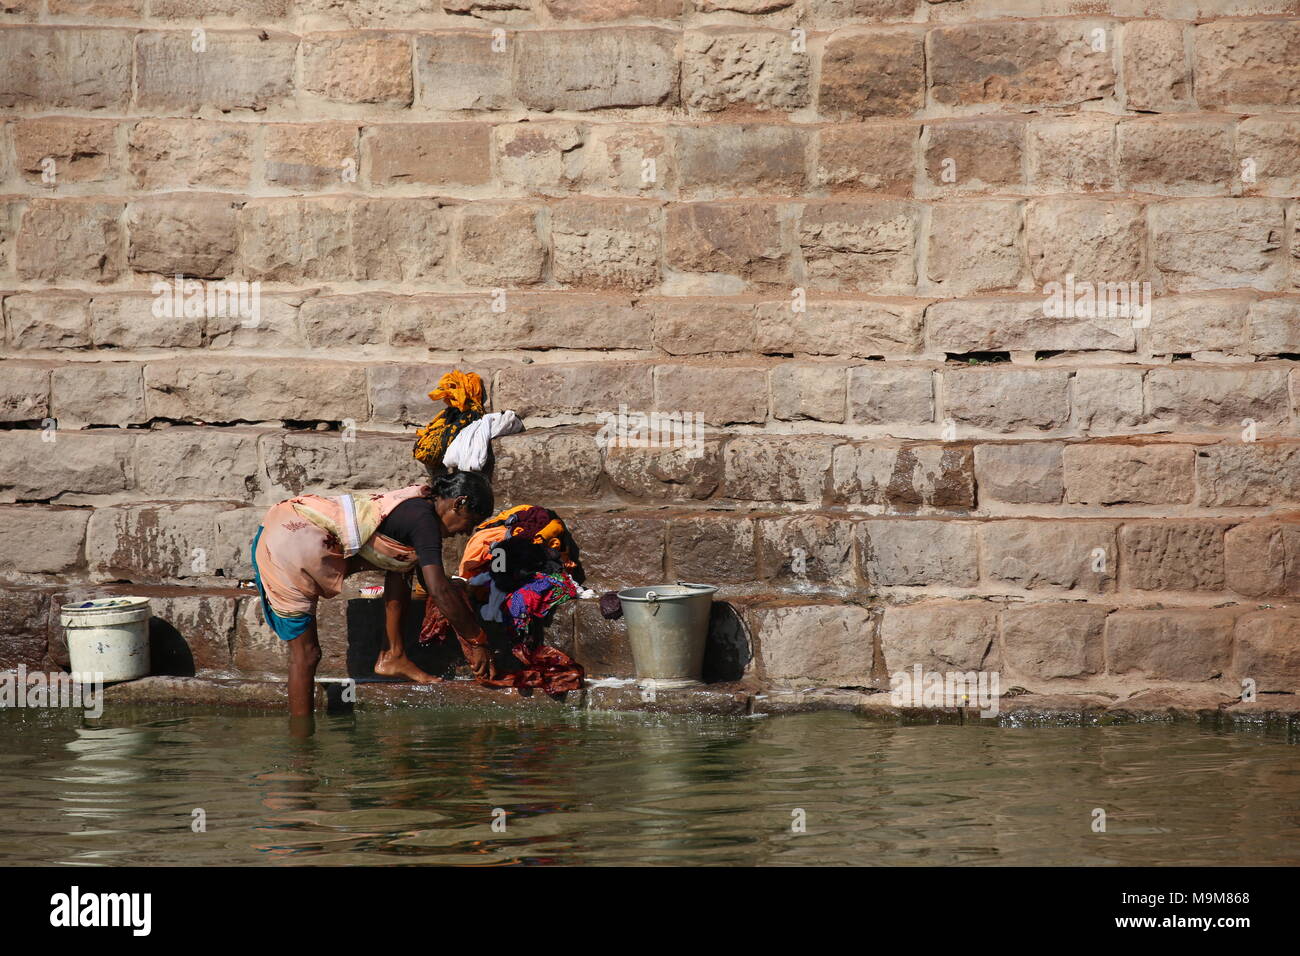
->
[[2, 0, 1300, 699]]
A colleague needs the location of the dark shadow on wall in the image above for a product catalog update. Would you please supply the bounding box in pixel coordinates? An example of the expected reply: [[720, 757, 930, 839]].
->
[[344, 597, 464, 679], [702, 601, 751, 684], [148, 617, 196, 677]]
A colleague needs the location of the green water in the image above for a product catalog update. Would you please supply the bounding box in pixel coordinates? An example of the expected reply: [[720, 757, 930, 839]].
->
[[1, 708, 1297, 866]]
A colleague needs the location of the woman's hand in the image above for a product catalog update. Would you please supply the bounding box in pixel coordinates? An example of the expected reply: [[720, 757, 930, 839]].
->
[[458, 631, 496, 681]]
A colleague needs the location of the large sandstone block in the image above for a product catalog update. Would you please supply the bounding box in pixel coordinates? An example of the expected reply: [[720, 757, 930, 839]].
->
[[770, 364, 847, 423], [365, 123, 489, 187], [578, 125, 676, 196], [565, 514, 666, 584], [127, 195, 240, 280], [350, 198, 453, 282], [655, 364, 768, 424], [922, 119, 1025, 194], [514, 29, 678, 111], [236, 197, 350, 281], [814, 122, 915, 194], [416, 31, 516, 111], [748, 601, 875, 686], [973, 442, 1064, 504], [943, 367, 1070, 433], [259, 431, 418, 498], [652, 299, 756, 354], [1105, 608, 1236, 682], [0, 364, 50, 422], [300, 293, 396, 350], [264, 123, 359, 190], [1193, 20, 1300, 108], [135, 30, 296, 112], [301, 32, 412, 105], [981, 519, 1117, 592], [666, 202, 786, 285], [848, 366, 933, 425], [50, 363, 146, 427], [468, 294, 649, 351], [0, 430, 133, 501], [879, 599, 999, 673], [0, 589, 49, 670], [924, 200, 1025, 295], [455, 203, 547, 287], [86, 502, 243, 582], [1246, 297, 1300, 355], [493, 428, 604, 502], [135, 428, 260, 501], [0, 506, 88, 575], [860, 519, 978, 588], [756, 514, 856, 587], [0, 26, 133, 110], [1147, 366, 1290, 428], [1225, 519, 1300, 598], [798, 201, 916, 293], [1119, 521, 1226, 592], [1026, 115, 1117, 192], [818, 28, 925, 119], [1149, 199, 1286, 292], [1063, 442, 1195, 505], [602, 438, 723, 500], [831, 441, 976, 509], [13, 117, 119, 185], [494, 122, 586, 194], [674, 124, 806, 198], [756, 300, 924, 356], [1026, 198, 1146, 285], [128, 119, 253, 191], [367, 363, 450, 426], [1122, 19, 1191, 112], [552, 200, 661, 290], [1146, 294, 1249, 355], [17, 198, 125, 282], [493, 362, 653, 418], [1232, 611, 1300, 692], [926, 298, 1134, 354], [144, 592, 240, 677], [1001, 603, 1106, 681], [1117, 118, 1234, 196], [3, 292, 91, 350], [1237, 117, 1300, 198], [1073, 367, 1146, 433], [144, 362, 369, 423], [723, 435, 835, 502], [1196, 442, 1300, 507], [683, 29, 810, 113], [667, 515, 756, 583], [928, 21, 1115, 107]]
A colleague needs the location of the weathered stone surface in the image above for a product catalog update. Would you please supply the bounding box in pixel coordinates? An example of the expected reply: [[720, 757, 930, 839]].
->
[[145, 592, 239, 677], [552, 200, 661, 290], [0, 506, 87, 574], [0, 364, 50, 422], [723, 435, 836, 502], [1123, 19, 1191, 112], [259, 431, 417, 497], [566, 514, 666, 584], [756, 514, 856, 587], [602, 433, 724, 499], [928, 21, 1115, 107], [861, 519, 978, 587], [349, 199, 452, 282], [1225, 518, 1300, 598], [1106, 609, 1236, 682], [365, 123, 489, 187], [135, 30, 297, 112], [13, 117, 118, 185], [0, 589, 49, 670], [1063, 443, 1195, 505], [926, 298, 1134, 354], [416, 31, 516, 111], [494, 362, 653, 418], [17, 199, 124, 282], [135, 428, 260, 501], [667, 515, 756, 583], [818, 29, 925, 119], [798, 201, 916, 294], [128, 120, 253, 191], [0, 431, 132, 501], [579, 125, 675, 196], [1026, 115, 1117, 192], [1120, 521, 1226, 592], [301, 32, 412, 105], [237, 197, 351, 281], [757, 300, 924, 356], [973, 442, 1064, 504], [86, 502, 241, 582], [1148, 366, 1289, 428], [879, 599, 999, 672], [50, 363, 146, 427], [1147, 295, 1249, 355], [455, 203, 546, 287], [3, 292, 90, 350], [848, 366, 933, 425], [656, 364, 768, 424], [683, 29, 810, 113], [1026, 198, 1146, 285], [814, 122, 916, 194], [981, 519, 1116, 592], [493, 428, 603, 501], [1001, 603, 1106, 681], [667, 202, 786, 285], [1246, 297, 1300, 355], [1118, 118, 1234, 195], [749, 601, 875, 685], [675, 125, 806, 198], [1073, 367, 1146, 433], [1237, 117, 1300, 197], [943, 367, 1070, 433], [127, 195, 240, 280], [514, 29, 677, 111], [1231, 611, 1300, 692], [0, 26, 133, 110], [1149, 199, 1286, 292], [923, 120, 1024, 193], [924, 200, 1025, 295], [265, 123, 358, 190], [543, 0, 683, 20], [1193, 20, 1300, 108], [831, 442, 976, 509], [144, 362, 369, 423], [652, 300, 756, 354], [769, 364, 845, 423], [1196, 442, 1300, 507], [494, 122, 585, 194]]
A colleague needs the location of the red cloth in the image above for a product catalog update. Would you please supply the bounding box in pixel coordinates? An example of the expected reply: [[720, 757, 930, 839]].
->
[[480, 642, 585, 695], [418, 598, 454, 644]]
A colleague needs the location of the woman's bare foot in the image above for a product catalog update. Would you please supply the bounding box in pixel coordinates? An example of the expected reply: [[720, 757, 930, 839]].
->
[[374, 652, 442, 684]]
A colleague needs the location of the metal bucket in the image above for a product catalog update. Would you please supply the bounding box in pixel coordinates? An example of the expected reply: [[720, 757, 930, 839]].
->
[[59, 597, 151, 683], [618, 583, 717, 687]]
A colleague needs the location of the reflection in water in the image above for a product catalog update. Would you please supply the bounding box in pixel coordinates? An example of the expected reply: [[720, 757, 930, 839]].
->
[[0, 707, 1296, 866]]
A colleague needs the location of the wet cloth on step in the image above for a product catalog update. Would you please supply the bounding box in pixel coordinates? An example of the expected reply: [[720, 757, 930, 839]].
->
[[442, 410, 523, 473], [413, 370, 485, 470], [598, 591, 623, 620]]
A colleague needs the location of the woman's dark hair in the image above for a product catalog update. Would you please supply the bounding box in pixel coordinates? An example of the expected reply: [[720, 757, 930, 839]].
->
[[431, 470, 494, 521]]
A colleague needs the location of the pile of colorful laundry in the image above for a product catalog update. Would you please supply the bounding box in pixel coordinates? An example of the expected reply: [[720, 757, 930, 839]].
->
[[413, 369, 522, 474], [420, 504, 591, 694]]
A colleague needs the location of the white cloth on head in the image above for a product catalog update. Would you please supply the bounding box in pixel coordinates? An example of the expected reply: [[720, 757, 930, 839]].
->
[[442, 410, 524, 472]]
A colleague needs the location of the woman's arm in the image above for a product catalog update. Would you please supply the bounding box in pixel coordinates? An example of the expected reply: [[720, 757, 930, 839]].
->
[[420, 562, 495, 680]]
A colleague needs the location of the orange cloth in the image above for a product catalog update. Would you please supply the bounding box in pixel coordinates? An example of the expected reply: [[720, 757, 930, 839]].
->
[[458, 526, 508, 579], [428, 370, 483, 413]]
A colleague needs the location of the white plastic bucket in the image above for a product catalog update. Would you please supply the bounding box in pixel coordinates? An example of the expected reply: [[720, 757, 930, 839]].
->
[[59, 597, 152, 683]]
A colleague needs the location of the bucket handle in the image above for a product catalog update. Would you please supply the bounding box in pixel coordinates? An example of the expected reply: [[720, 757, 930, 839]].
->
[[645, 589, 659, 616]]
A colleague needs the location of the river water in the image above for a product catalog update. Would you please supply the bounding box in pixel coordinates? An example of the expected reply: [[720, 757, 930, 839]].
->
[[1, 708, 1296, 866]]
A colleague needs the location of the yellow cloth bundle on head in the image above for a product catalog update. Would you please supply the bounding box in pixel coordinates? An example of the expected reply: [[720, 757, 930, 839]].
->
[[413, 370, 485, 468]]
